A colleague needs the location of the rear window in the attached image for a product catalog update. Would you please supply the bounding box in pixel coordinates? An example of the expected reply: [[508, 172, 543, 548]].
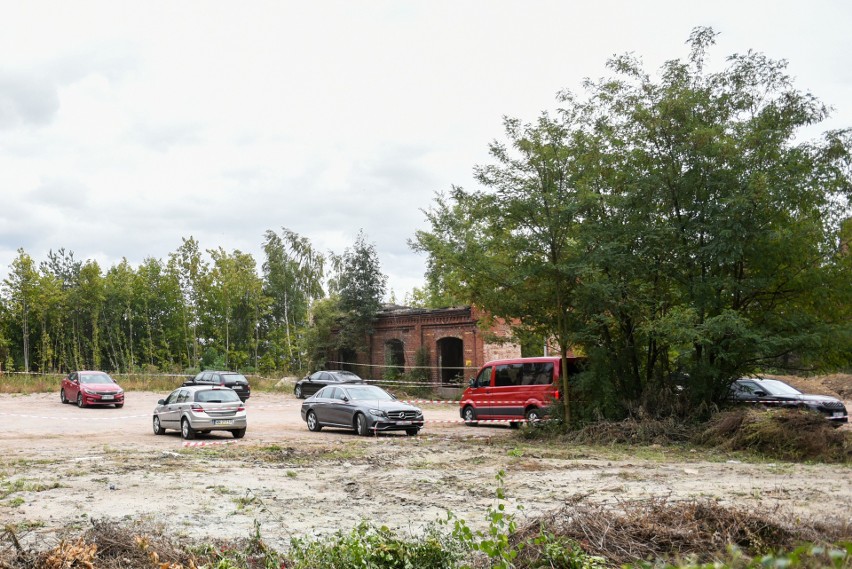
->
[[221, 374, 248, 385], [195, 390, 241, 403]]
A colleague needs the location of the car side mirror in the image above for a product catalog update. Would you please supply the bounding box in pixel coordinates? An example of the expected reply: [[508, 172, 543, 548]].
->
[[157, 399, 165, 404], [469, 377, 476, 387], [342, 396, 349, 403], [754, 390, 767, 397]]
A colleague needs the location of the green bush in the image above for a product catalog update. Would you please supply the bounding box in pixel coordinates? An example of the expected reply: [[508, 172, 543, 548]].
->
[[287, 522, 464, 569]]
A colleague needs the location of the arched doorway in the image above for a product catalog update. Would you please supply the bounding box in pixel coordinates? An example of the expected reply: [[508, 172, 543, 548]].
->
[[339, 348, 358, 374], [437, 337, 464, 384], [384, 339, 405, 379]]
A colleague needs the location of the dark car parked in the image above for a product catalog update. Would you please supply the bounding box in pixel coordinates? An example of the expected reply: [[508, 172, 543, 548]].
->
[[301, 384, 423, 436], [184, 371, 251, 402], [730, 378, 848, 424], [294, 370, 365, 399]]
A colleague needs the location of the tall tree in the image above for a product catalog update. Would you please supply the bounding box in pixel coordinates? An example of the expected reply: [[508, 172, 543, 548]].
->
[[413, 112, 591, 421], [337, 230, 388, 351], [2, 249, 39, 372], [415, 28, 852, 420], [262, 228, 325, 370], [167, 237, 208, 368]]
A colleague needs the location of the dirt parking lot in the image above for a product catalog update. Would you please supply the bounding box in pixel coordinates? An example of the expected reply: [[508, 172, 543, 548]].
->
[[1, 390, 850, 551]]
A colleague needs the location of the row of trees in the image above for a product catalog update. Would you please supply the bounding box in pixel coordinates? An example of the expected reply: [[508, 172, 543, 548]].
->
[[413, 28, 852, 419], [0, 229, 387, 375]]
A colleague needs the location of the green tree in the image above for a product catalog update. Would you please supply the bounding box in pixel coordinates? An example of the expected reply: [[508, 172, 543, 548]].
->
[[337, 231, 388, 352], [167, 237, 208, 368], [262, 228, 325, 371], [413, 111, 591, 422], [2, 249, 39, 372], [415, 28, 852, 419]]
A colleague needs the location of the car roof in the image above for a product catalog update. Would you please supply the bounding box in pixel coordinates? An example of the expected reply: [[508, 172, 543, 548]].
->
[[178, 385, 234, 392]]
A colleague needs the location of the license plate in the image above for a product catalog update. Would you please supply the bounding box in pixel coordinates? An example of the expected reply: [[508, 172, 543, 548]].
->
[[833, 412, 845, 418], [213, 419, 233, 425], [101, 395, 114, 400], [396, 420, 412, 425]]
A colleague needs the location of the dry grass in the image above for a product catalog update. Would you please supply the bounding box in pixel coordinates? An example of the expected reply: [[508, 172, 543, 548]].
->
[[3, 500, 849, 568], [696, 408, 852, 463], [510, 496, 852, 567]]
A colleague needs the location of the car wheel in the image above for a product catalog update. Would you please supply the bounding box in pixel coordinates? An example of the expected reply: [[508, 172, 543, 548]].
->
[[153, 416, 166, 435], [232, 428, 246, 439], [294, 385, 303, 399], [181, 418, 196, 440], [114, 403, 124, 409], [525, 408, 543, 423], [355, 413, 370, 436], [60, 389, 68, 404], [462, 406, 477, 425], [406, 428, 419, 436], [306, 410, 322, 432], [77, 394, 86, 408]]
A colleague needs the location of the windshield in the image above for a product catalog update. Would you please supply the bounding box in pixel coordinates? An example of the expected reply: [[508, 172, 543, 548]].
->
[[344, 386, 393, 401], [80, 373, 114, 385], [756, 379, 802, 396], [195, 390, 241, 403]]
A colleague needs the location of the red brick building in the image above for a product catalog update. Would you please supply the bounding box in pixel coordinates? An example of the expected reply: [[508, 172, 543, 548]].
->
[[330, 305, 521, 385]]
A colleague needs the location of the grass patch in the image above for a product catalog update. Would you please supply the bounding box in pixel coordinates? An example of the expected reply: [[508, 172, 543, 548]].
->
[[696, 408, 852, 463], [0, 372, 289, 395]]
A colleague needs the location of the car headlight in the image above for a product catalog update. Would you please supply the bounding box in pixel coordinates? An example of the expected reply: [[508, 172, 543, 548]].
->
[[81, 388, 93, 394], [369, 409, 387, 418]]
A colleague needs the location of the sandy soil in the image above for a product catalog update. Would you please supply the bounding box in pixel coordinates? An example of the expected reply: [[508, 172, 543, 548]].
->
[[1, 391, 850, 551]]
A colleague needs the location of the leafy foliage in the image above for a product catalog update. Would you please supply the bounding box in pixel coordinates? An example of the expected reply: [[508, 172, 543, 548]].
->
[[414, 27, 852, 419]]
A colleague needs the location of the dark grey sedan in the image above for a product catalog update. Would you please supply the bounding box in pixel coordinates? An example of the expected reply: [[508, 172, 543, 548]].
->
[[300, 384, 424, 436], [293, 370, 365, 399]]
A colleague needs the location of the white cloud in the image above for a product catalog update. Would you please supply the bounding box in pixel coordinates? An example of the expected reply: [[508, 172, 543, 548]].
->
[[1, 0, 851, 297]]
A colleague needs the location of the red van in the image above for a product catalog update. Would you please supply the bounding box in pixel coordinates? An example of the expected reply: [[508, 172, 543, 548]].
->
[[459, 356, 585, 425]]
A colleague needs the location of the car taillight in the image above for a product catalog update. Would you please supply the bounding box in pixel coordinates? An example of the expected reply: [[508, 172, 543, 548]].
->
[[238, 405, 245, 412], [191, 403, 206, 413], [554, 390, 560, 400]]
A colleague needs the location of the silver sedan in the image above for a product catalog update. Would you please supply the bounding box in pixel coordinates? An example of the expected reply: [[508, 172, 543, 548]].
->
[[153, 385, 247, 439]]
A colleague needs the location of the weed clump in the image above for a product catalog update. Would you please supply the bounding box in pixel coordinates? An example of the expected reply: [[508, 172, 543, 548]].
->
[[696, 408, 852, 463]]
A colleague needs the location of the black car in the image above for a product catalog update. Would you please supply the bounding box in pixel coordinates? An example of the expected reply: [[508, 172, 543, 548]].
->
[[301, 384, 423, 436], [730, 378, 848, 424], [184, 371, 251, 402], [294, 370, 365, 399]]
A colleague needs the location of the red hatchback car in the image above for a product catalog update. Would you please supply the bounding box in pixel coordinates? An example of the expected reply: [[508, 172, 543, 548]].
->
[[60, 371, 125, 408]]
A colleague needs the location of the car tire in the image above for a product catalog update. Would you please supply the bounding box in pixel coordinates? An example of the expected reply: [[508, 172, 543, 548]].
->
[[306, 410, 322, 432], [355, 413, 370, 436], [153, 416, 166, 435], [115, 403, 124, 409], [462, 405, 477, 425], [77, 394, 86, 408], [525, 408, 543, 423], [181, 418, 196, 440], [232, 429, 246, 439], [406, 428, 419, 436], [294, 385, 303, 399], [60, 389, 67, 404]]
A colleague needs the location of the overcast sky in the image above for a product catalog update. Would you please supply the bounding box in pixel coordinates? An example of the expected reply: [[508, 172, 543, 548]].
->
[[2, 1, 850, 300]]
